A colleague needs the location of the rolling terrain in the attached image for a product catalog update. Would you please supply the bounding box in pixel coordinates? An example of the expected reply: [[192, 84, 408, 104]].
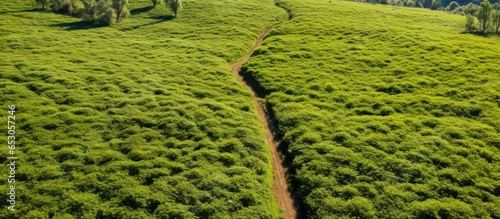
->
[[0, 0, 288, 218], [244, 0, 500, 218], [2, 0, 500, 218], [229, 26, 297, 219]]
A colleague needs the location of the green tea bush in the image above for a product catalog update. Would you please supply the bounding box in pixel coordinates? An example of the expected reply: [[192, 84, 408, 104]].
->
[[245, 0, 500, 217], [0, 0, 287, 217]]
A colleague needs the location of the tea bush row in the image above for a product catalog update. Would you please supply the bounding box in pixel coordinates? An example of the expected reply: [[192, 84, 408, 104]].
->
[[244, 0, 500, 218]]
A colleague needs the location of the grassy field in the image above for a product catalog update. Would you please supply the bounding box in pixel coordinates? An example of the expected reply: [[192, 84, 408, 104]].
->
[[0, 0, 288, 218], [244, 0, 500, 218]]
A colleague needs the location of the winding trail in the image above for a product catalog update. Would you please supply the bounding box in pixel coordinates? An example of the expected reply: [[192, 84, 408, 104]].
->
[[229, 28, 297, 219]]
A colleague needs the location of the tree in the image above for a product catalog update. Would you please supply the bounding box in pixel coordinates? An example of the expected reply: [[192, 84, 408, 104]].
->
[[493, 10, 500, 33], [447, 1, 460, 12], [50, 0, 71, 14], [453, 6, 465, 15], [493, 2, 500, 11], [82, 0, 116, 25], [415, 0, 424, 7], [71, 0, 85, 17], [422, 0, 433, 8], [477, 0, 493, 32], [35, 0, 49, 9], [111, 0, 130, 21], [465, 13, 477, 32], [164, 0, 182, 17], [464, 3, 479, 15], [152, 0, 160, 7], [82, 0, 99, 23], [430, 0, 442, 10]]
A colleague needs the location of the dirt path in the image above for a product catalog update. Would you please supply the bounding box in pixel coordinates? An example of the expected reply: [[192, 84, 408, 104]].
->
[[229, 28, 297, 219]]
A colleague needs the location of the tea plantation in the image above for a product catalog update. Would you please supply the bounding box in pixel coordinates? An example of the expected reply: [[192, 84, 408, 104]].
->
[[2, 0, 500, 218], [244, 0, 500, 218], [0, 0, 287, 218]]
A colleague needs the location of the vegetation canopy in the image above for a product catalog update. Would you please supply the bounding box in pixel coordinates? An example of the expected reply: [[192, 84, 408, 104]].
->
[[165, 0, 182, 17], [0, 0, 287, 218], [2, 0, 500, 218], [244, 0, 500, 218]]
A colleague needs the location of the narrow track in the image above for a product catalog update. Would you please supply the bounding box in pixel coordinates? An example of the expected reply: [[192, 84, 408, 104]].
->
[[229, 28, 297, 219]]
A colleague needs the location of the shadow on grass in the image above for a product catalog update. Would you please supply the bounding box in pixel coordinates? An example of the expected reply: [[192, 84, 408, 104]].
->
[[121, 15, 175, 31], [239, 66, 271, 98], [53, 20, 106, 31], [0, 8, 43, 14], [460, 31, 498, 37], [238, 64, 306, 218], [130, 6, 154, 15], [265, 103, 307, 219], [148, 15, 176, 20]]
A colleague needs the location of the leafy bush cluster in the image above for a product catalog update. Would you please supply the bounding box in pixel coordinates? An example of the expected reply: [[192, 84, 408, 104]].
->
[[464, 0, 500, 33], [0, 0, 287, 218], [80, 0, 130, 25], [35, 0, 185, 26], [245, 0, 500, 218], [354, 0, 446, 10], [354, 0, 499, 16], [35, 0, 85, 16], [34, 0, 130, 25], [355, 0, 500, 34], [446, 1, 482, 14]]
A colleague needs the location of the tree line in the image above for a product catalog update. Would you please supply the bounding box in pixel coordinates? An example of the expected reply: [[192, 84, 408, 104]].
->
[[354, 0, 497, 15], [35, 0, 182, 25], [352, 0, 500, 34], [464, 0, 500, 33], [356, 0, 458, 10]]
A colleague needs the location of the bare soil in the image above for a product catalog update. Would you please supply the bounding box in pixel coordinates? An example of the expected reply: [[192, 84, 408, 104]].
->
[[229, 28, 297, 219]]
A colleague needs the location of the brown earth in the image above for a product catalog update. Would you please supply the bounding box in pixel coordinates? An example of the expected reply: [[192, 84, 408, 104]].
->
[[229, 28, 297, 219]]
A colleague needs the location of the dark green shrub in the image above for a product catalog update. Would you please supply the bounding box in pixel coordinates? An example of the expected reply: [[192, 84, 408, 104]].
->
[[35, 0, 50, 9], [447, 1, 460, 11], [379, 106, 395, 116], [50, 0, 71, 14], [82, 0, 116, 25], [463, 3, 479, 15]]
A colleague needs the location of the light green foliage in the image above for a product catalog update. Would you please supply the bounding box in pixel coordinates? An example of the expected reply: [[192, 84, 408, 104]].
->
[[46, 0, 85, 16], [477, 0, 493, 32], [71, 0, 85, 17], [35, 0, 50, 9], [164, 0, 181, 17], [82, 0, 116, 25], [111, 0, 130, 21], [494, 10, 500, 33], [81, 0, 128, 25], [39, 0, 123, 22], [245, 0, 500, 218], [465, 13, 476, 31], [0, 0, 287, 218], [353, 0, 443, 9]]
